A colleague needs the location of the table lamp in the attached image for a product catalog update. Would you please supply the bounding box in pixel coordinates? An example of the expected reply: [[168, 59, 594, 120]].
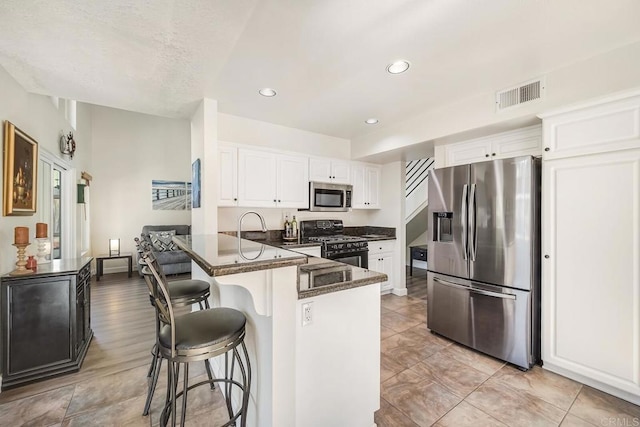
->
[[109, 238, 120, 256]]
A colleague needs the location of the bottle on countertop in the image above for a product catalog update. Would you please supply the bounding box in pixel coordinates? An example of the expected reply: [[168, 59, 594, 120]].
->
[[291, 215, 298, 238], [284, 215, 291, 238]]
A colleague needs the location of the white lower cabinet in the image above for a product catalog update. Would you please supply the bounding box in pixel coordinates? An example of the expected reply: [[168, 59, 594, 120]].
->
[[368, 240, 395, 293], [542, 95, 640, 404]]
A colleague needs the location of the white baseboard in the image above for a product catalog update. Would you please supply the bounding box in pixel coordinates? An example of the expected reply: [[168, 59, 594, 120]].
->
[[543, 362, 640, 406], [392, 287, 408, 296]]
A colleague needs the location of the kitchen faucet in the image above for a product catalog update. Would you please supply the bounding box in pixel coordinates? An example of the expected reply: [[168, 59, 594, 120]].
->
[[237, 211, 268, 261], [237, 211, 268, 239]]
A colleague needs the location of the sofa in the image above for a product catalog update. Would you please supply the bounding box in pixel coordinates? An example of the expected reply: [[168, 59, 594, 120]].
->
[[137, 225, 192, 276]]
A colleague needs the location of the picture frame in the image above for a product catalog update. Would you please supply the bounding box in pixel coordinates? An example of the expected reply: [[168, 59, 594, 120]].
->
[[3, 121, 38, 216], [192, 158, 201, 209]]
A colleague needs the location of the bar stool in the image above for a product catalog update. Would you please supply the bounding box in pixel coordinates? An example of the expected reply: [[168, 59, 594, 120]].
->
[[134, 238, 215, 417], [142, 251, 251, 427]]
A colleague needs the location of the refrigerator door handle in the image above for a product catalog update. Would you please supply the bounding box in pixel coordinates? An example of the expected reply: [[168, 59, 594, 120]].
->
[[469, 183, 477, 261], [461, 184, 468, 260], [433, 276, 470, 291], [470, 288, 516, 300]]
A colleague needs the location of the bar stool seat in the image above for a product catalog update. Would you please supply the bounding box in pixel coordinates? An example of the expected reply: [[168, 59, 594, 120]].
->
[[160, 308, 245, 352], [164, 280, 210, 306]]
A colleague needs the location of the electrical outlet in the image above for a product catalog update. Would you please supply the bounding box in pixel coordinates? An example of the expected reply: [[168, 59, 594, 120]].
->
[[302, 302, 313, 326]]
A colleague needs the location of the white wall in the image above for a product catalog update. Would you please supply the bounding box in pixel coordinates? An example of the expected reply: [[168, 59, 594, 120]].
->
[[191, 99, 218, 235], [219, 113, 350, 159], [352, 40, 640, 161], [0, 65, 91, 274], [371, 162, 406, 295], [216, 112, 376, 231], [90, 105, 191, 270]]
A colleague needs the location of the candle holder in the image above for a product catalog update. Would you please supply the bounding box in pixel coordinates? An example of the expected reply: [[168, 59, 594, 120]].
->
[[36, 238, 51, 264], [11, 243, 33, 276]]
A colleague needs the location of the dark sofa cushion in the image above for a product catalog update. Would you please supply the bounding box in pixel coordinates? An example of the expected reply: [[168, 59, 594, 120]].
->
[[142, 224, 190, 237], [153, 249, 192, 265], [137, 224, 192, 277]]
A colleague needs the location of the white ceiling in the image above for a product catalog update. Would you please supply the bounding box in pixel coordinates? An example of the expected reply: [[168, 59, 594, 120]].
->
[[1, 0, 639, 140]]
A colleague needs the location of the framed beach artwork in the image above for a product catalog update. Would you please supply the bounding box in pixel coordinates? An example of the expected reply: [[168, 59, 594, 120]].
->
[[151, 180, 192, 210], [192, 158, 201, 208], [3, 121, 38, 216]]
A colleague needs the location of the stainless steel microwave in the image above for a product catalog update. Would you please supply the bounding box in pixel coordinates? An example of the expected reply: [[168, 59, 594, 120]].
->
[[309, 182, 352, 212]]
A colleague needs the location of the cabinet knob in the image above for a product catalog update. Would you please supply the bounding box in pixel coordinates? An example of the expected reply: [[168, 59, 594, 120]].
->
[[485, 154, 489, 157], [544, 254, 550, 259], [233, 198, 237, 201], [273, 199, 276, 202], [544, 147, 550, 152], [278, 199, 281, 203], [492, 153, 496, 156]]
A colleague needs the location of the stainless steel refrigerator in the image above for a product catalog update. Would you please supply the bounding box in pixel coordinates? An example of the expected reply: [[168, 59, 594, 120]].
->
[[427, 155, 540, 369]]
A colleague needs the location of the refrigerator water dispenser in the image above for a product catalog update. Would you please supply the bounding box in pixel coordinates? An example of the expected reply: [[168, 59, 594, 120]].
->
[[433, 212, 454, 242]]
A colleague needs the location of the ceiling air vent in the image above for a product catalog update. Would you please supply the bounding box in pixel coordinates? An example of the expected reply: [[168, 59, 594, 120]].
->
[[496, 77, 545, 112]]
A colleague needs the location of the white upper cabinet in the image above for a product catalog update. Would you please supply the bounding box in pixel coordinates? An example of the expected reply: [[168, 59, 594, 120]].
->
[[540, 94, 640, 160], [443, 125, 542, 166], [276, 154, 310, 208], [238, 148, 278, 208], [237, 148, 309, 208], [351, 162, 381, 209], [218, 144, 238, 206], [309, 157, 350, 184]]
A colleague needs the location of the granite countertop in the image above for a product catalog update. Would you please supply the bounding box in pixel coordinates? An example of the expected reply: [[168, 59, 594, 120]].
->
[[173, 234, 308, 277], [298, 256, 387, 299], [173, 233, 387, 298]]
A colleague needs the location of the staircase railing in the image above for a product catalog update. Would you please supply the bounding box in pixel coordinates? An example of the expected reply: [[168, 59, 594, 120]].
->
[[405, 158, 434, 221], [406, 158, 434, 197]]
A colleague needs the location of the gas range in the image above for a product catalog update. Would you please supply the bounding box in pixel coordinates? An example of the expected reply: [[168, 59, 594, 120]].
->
[[300, 220, 369, 267]]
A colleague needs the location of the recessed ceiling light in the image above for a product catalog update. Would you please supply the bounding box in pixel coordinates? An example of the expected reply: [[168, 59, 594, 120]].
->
[[386, 60, 410, 74], [259, 88, 277, 97], [365, 118, 379, 124]]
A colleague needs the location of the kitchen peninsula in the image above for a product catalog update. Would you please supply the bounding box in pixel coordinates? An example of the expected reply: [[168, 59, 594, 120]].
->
[[173, 233, 386, 427]]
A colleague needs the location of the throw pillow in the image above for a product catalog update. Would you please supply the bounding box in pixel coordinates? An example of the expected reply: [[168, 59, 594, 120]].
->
[[149, 230, 177, 252]]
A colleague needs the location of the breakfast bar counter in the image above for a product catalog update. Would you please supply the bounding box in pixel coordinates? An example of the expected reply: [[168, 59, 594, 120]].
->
[[173, 233, 382, 427]]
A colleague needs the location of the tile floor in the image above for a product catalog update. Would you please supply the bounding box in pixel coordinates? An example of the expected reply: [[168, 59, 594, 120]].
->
[[374, 279, 640, 427], [0, 269, 638, 426]]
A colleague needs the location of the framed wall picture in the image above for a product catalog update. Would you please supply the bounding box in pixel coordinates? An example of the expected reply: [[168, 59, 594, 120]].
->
[[3, 121, 38, 216], [192, 158, 201, 208]]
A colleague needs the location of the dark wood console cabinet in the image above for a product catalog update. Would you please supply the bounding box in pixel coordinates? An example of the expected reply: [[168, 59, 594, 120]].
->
[[1, 257, 93, 390]]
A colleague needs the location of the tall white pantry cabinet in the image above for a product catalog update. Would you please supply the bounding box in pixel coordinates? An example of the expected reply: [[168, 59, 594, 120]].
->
[[540, 92, 640, 405]]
